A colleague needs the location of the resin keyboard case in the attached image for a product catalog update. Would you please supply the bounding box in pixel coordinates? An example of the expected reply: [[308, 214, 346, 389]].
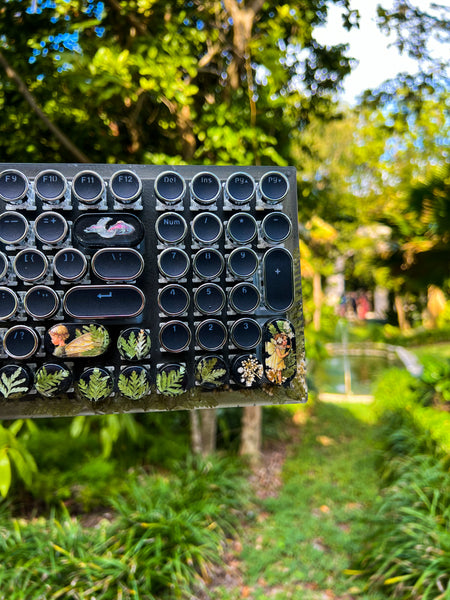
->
[[0, 164, 307, 418]]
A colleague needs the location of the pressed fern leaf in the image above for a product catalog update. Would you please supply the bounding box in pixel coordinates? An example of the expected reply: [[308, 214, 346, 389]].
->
[[156, 368, 185, 396], [118, 331, 137, 359], [118, 370, 150, 400], [78, 368, 112, 401], [197, 358, 226, 384], [135, 329, 151, 359], [35, 367, 70, 397], [0, 368, 29, 398]]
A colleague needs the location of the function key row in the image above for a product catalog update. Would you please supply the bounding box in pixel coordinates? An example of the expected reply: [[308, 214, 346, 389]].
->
[[0, 169, 289, 206]]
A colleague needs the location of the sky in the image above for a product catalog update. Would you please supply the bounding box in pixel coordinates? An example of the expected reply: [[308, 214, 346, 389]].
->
[[314, 0, 448, 104]]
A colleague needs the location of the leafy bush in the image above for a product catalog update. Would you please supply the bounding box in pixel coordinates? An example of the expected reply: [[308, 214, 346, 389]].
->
[[414, 355, 450, 406]]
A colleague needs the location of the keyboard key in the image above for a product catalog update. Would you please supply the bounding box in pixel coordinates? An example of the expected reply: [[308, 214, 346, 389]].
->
[[0, 211, 28, 244], [0, 252, 8, 279], [72, 170, 105, 204], [196, 319, 227, 351], [190, 172, 221, 205], [110, 170, 142, 204], [195, 355, 228, 389], [13, 249, 48, 282], [227, 213, 257, 244], [155, 212, 187, 243], [231, 354, 264, 388], [160, 320, 191, 353], [53, 248, 88, 281], [35, 363, 72, 397], [230, 318, 262, 350], [156, 363, 188, 396], [193, 248, 224, 279], [158, 248, 190, 279], [24, 286, 59, 319], [158, 284, 190, 316], [0, 364, 33, 398], [228, 283, 260, 313], [3, 326, 39, 359], [261, 212, 291, 243], [92, 248, 144, 281], [78, 367, 113, 402], [35, 170, 67, 203], [263, 318, 296, 386], [226, 172, 255, 204], [263, 248, 294, 311], [118, 365, 151, 400], [46, 323, 110, 358], [228, 247, 258, 279], [154, 171, 186, 204], [194, 284, 226, 314], [259, 171, 289, 204], [117, 327, 151, 360], [192, 212, 222, 244], [74, 213, 144, 248], [34, 211, 68, 244], [0, 169, 28, 203], [64, 285, 145, 319], [0, 288, 18, 320]]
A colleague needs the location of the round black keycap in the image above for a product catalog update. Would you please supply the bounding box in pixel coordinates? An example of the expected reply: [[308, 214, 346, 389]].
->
[[192, 212, 222, 244], [72, 170, 104, 204], [196, 355, 228, 389], [157, 363, 188, 396], [0, 169, 28, 203], [155, 171, 186, 204], [119, 365, 151, 400], [156, 212, 187, 243], [34, 211, 68, 244], [92, 248, 144, 281], [158, 285, 190, 316], [231, 354, 263, 388], [24, 286, 59, 319], [160, 321, 191, 353], [53, 248, 87, 281], [0, 364, 32, 398], [196, 319, 227, 351], [229, 283, 260, 313], [194, 284, 225, 314], [35, 170, 67, 202], [14, 249, 47, 282], [158, 248, 189, 279], [226, 172, 255, 204], [0, 211, 28, 244], [117, 328, 151, 360], [0, 252, 8, 279], [228, 247, 258, 278], [230, 318, 262, 350], [262, 212, 291, 242], [193, 248, 224, 279], [259, 171, 289, 204], [78, 367, 113, 402], [227, 213, 257, 244], [0, 287, 18, 320], [110, 170, 142, 204], [3, 326, 39, 359], [191, 172, 221, 204], [35, 363, 72, 397]]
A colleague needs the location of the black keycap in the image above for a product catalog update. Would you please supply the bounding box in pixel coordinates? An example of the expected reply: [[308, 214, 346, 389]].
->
[[259, 171, 289, 204], [158, 284, 190, 316], [110, 170, 142, 204], [263, 248, 294, 311], [0, 252, 8, 279], [156, 212, 187, 243], [3, 326, 39, 359], [14, 249, 48, 282], [263, 318, 296, 386], [226, 172, 255, 204], [118, 365, 151, 400], [0, 364, 32, 399], [0, 211, 28, 244], [35, 170, 67, 202], [64, 285, 145, 319], [53, 248, 87, 281], [193, 248, 224, 279], [227, 213, 257, 244], [78, 367, 113, 402], [46, 323, 110, 358], [92, 248, 144, 281], [35, 363, 72, 397], [74, 213, 144, 248], [158, 248, 190, 279], [194, 284, 225, 314], [196, 319, 227, 351], [159, 321, 191, 352], [231, 354, 264, 388], [117, 328, 151, 360], [228, 247, 258, 278], [228, 283, 260, 313], [0, 288, 18, 320], [154, 171, 186, 204], [34, 211, 68, 244], [261, 212, 291, 243], [156, 363, 188, 395], [191, 172, 221, 204], [230, 318, 262, 350], [0, 169, 28, 203], [24, 286, 59, 319], [195, 355, 228, 389], [192, 212, 222, 244], [72, 170, 105, 204]]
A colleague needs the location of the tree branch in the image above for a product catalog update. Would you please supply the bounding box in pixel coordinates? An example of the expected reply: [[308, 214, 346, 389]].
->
[[0, 51, 90, 163]]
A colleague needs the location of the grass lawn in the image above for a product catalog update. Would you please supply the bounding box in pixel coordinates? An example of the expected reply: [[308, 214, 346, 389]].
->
[[411, 342, 450, 360], [215, 400, 387, 600]]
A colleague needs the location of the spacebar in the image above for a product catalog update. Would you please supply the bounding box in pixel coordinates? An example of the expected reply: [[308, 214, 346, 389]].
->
[[64, 285, 145, 319]]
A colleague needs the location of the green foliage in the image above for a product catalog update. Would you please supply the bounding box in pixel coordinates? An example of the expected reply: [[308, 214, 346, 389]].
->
[[35, 366, 70, 397], [118, 370, 150, 400], [70, 413, 142, 459], [117, 329, 151, 360], [195, 358, 226, 385], [0, 368, 29, 399], [0, 421, 37, 497], [415, 355, 450, 405], [156, 367, 186, 396], [78, 368, 112, 402]]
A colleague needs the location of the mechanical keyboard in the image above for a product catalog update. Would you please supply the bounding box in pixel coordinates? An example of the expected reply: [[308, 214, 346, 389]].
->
[[0, 164, 307, 419]]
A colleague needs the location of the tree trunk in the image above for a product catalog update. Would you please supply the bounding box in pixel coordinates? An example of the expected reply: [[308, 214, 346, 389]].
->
[[394, 294, 410, 331], [190, 409, 217, 456], [240, 405, 262, 466]]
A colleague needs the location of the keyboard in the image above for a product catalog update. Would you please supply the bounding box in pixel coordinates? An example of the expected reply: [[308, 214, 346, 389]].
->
[[0, 164, 307, 419]]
